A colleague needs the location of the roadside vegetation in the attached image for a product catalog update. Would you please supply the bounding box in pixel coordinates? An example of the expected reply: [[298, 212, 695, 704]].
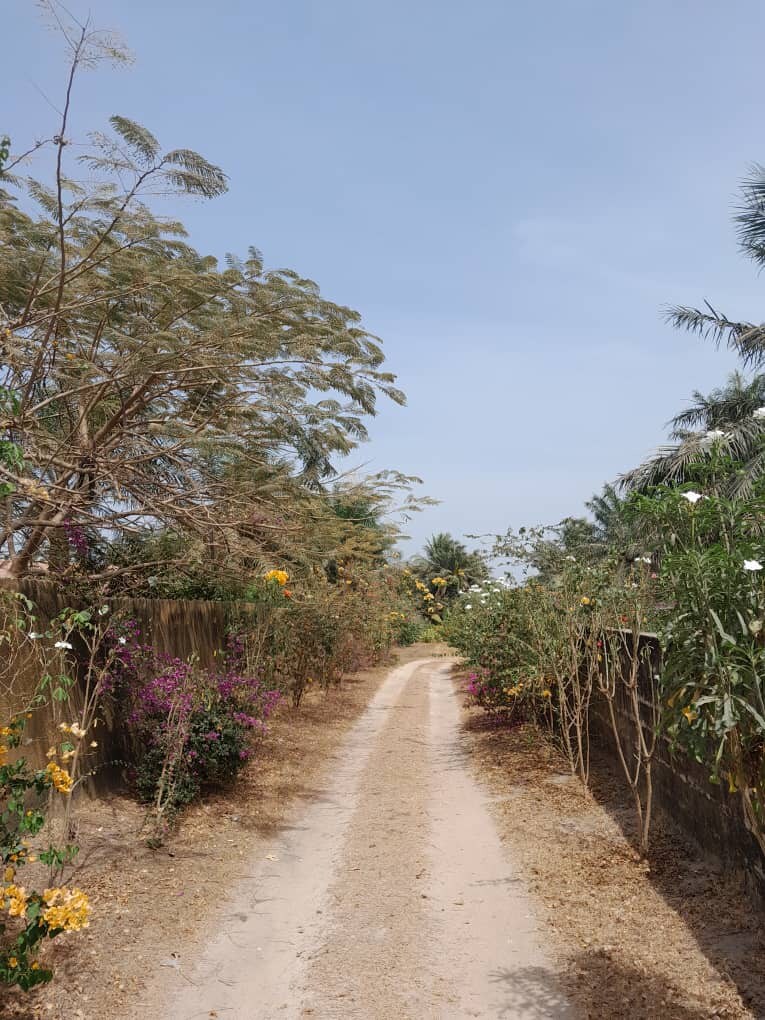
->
[[443, 167, 765, 862], [0, 7, 428, 992]]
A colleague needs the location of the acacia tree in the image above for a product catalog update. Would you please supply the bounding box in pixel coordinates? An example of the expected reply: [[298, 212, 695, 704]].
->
[[0, 13, 408, 582]]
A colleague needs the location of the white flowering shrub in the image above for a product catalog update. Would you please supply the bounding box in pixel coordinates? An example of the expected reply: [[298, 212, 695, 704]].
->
[[634, 486, 765, 853]]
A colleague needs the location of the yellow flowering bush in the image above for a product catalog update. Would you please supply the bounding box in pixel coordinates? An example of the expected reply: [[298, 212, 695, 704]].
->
[[1, 713, 87, 990], [40, 887, 90, 933], [264, 569, 289, 587], [44, 762, 73, 794]]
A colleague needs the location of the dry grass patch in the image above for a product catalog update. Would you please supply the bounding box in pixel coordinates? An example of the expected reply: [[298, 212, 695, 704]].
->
[[456, 669, 765, 1020]]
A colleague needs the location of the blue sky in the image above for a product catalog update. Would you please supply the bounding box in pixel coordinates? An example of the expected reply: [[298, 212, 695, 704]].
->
[[6, 0, 761, 556]]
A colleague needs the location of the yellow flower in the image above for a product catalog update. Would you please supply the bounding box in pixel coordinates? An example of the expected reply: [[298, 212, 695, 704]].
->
[[682, 706, 697, 724], [45, 761, 73, 794], [42, 887, 90, 932], [542, 689, 552, 698], [3, 884, 28, 919], [31, 961, 40, 971], [45, 746, 57, 758], [0, 726, 11, 737], [580, 596, 591, 606], [264, 569, 289, 586], [3, 866, 14, 883], [8, 957, 17, 968], [0, 744, 7, 766]]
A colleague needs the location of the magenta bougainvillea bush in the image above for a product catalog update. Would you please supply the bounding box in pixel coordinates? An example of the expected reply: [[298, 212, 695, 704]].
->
[[109, 625, 281, 809]]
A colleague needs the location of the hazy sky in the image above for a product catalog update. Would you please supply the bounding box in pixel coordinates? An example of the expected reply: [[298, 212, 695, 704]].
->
[[7, 0, 760, 556]]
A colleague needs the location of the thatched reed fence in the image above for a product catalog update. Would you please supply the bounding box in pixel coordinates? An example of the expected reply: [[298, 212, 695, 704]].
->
[[0, 580, 264, 785]]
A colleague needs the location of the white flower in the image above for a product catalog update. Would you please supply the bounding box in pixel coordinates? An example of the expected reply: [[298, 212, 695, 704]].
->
[[98, 605, 110, 616], [28, 632, 41, 640], [681, 491, 704, 505], [465, 603, 473, 610], [634, 556, 652, 564], [753, 407, 765, 419], [118, 636, 127, 645], [565, 555, 576, 562], [70, 723, 86, 739], [54, 640, 73, 650], [743, 559, 763, 572]]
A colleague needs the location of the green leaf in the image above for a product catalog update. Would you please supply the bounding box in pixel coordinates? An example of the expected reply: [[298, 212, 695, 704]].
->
[[710, 609, 736, 645], [109, 116, 160, 163]]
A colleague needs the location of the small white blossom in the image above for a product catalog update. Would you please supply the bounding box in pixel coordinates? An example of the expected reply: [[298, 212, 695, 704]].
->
[[634, 556, 652, 564], [465, 603, 473, 610], [565, 555, 576, 562], [98, 605, 110, 616], [681, 491, 704, 505], [28, 632, 41, 640], [744, 559, 763, 572], [118, 636, 127, 645], [54, 640, 73, 650]]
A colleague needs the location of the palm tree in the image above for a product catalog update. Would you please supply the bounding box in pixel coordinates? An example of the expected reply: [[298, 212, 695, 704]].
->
[[667, 166, 765, 369], [412, 532, 489, 589], [621, 372, 765, 498]]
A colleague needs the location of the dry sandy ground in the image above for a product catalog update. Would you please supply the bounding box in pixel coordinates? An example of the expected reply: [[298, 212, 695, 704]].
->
[[132, 655, 571, 1019], [457, 673, 765, 1020], [6, 651, 763, 1020], [3, 645, 434, 1020]]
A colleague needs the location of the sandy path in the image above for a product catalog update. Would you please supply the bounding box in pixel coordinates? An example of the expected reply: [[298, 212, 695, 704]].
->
[[150, 658, 570, 1020]]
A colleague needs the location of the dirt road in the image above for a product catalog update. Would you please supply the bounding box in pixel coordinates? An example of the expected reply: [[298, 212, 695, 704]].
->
[[145, 657, 570, 1019]]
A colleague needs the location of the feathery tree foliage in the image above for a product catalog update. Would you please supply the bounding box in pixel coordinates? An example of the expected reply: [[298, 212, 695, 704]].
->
[[0, 11, 421, 588]]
